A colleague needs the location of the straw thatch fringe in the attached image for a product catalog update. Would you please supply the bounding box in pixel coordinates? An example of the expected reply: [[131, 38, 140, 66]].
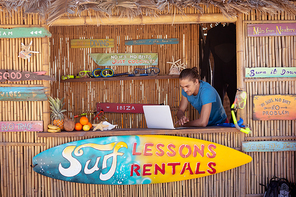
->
[[1, 0, 296, 24]]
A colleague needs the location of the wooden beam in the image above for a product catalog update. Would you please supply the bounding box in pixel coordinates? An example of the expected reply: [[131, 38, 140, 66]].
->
[[50, 14, 237, 26], [245, 136, 296, 141], [244, 77, 296, 82], [0, 142, 45, 146], [36, 127, 240, 137]]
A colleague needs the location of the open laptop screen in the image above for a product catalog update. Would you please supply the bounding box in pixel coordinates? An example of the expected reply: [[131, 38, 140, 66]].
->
[[143, 105, 175, 129]]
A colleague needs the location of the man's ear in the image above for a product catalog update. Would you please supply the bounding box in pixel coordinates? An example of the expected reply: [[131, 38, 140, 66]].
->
[[195, 79, 199, 84]]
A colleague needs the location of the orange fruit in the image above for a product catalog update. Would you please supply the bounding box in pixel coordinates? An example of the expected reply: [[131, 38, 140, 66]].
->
[[83, 125, 90, 131], [80, 116, 89, 125], [87, 122, 92, 129], [75, 122, 83, 131]]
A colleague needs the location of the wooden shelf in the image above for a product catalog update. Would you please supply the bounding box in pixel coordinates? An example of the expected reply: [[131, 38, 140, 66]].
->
[[37, 127, 239, 137], [61, 75, 179, 82]]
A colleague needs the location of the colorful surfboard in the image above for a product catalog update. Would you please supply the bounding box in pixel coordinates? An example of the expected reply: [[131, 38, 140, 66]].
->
[[32, 135, 252, 185]]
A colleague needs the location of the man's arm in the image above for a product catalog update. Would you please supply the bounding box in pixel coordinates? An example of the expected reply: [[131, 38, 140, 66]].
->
[[176, 96, 189, 125], [182, 103, 212, 127]]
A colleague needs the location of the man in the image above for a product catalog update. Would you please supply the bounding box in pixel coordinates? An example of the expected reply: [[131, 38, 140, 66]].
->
[[176, 68, 227, 127]]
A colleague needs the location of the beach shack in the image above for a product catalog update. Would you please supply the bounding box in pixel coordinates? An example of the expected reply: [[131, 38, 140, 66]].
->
[[0, 0, 295, 196]]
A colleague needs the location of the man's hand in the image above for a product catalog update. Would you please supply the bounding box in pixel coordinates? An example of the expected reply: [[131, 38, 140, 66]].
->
[[176, 116, 189, 126]]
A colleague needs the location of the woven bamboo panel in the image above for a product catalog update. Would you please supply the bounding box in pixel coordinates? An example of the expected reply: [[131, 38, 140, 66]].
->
[[49, 24, 199, 128], [243, 11, 296, 195]]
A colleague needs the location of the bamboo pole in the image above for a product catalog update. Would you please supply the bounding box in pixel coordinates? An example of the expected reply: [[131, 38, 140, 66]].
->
[[42, 27, 51, 132], [51, 14, 237, 26], [237, 12, 247, 197]]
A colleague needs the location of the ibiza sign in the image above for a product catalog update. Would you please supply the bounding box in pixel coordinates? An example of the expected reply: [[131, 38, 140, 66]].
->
[[33, 135, 252, 185], [96, 103, 154, 113]]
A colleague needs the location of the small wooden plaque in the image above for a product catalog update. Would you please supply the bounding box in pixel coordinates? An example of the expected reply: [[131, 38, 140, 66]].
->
[[71, 39, 114, 48], [0, 121, 43, 132], [242, 141, 296, 152], [253, 95, 296, 120]]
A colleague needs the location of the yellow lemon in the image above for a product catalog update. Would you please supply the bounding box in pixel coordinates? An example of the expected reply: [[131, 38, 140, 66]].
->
[[83, 124, 90, 131]]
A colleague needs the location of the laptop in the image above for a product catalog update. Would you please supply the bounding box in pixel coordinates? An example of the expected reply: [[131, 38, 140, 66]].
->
[[143, 105, 176, 129]]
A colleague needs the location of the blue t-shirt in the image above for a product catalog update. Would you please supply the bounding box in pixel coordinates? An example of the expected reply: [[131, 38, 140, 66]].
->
[[182, 80, 227, 126]]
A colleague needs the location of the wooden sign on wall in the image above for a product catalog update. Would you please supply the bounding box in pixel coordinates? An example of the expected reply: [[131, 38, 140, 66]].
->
[[125, 38, 179, 46], [0, 86, 47, 101], [253, 95, 296, 120], [247, 23, 296, 37], [242, 141, 296, 152], [71, 39, 114, 48], [97, 103, 154, 113], [245, 67, 296, 78], [0, 27, 51, 38], [89, 53, 158, 66], [0, 121, 43, 132], [0, 70, 54, 82]]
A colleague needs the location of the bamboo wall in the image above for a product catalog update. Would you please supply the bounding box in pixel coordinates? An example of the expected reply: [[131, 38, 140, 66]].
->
[[49, 24, 198, 127], [0, 5, 295, 197], [243, 11, 296, 195]]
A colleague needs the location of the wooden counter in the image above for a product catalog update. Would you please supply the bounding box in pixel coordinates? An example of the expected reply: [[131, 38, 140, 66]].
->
[[37, 126, 239, 137]]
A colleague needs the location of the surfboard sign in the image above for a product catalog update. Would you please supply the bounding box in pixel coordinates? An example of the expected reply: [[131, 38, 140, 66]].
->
[[32, 135, 252, 185]]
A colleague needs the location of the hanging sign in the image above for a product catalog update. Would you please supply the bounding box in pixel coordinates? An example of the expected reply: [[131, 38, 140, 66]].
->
[[247, 23, 296, 37], [71, 39, 114, 48], [0, 86, 47, 101], [125, 38, 179, 46], [97, 103, 154, 113], [0, 121, 43, 132], [32, 135, 252, 185], [0, 27, 51, 38], [0, 70, 54, 82], [89, 53, 158, 66], [253, 95, 296, 120], [242, 141, 296, 152], [245, 67, 296, 78]]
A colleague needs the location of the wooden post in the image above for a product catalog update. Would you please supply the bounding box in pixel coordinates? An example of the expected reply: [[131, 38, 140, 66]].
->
[[237, 13, 247, 197], [42, 24, 50, 131]]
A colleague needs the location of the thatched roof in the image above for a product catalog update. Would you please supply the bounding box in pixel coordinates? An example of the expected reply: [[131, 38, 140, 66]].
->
[[1, 0, 296, 24]]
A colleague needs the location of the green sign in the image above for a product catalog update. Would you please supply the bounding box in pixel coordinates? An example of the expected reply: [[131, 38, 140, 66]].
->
[[0, 27, 51, 38], [89, 53, 158, 66], [245, 67, 296, 78]]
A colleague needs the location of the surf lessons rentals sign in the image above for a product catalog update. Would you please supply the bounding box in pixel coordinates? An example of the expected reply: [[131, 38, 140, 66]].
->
[[0, 86, 47, 101], [71, 39, 114, 48], [247, 23, 296, 37], [0, 27, 51, 38], [245, 67, 296, 78], [0, 70, 54, 82], [0, 121, 43, 132], [125, 38, 179, 46], [89, 53, 158, 66], [33, 135, 252, 185], [253, 95, 296, 120], [242, 141, 296, 152]]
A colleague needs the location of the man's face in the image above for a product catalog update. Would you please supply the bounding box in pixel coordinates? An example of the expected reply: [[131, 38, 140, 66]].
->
[[179, 78, 199, 96]]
